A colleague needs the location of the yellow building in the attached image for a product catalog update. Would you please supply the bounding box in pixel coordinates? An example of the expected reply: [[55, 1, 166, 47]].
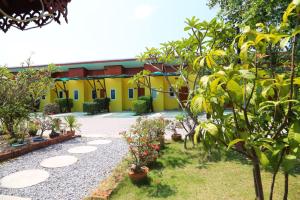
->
[[14, 58, 185, 112]]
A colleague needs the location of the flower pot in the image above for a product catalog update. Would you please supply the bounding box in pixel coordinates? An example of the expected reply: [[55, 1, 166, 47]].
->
[[49, 130, 59, 139], [11, 142, 27, 147], [128, 166, 149, 182], [32, 136, 46, 142], [171, 133, 182, 141], [67, 130, 75, 136]]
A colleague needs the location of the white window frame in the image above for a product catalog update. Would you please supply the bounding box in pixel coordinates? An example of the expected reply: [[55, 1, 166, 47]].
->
[[74, 90, 79, 101], [110, 89, 116, 100], [151, 88, 157, 99], [128, 88, 134, 99]]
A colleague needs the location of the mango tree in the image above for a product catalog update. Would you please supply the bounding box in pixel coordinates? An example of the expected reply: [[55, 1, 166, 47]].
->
[[192, 1, 300, 199]]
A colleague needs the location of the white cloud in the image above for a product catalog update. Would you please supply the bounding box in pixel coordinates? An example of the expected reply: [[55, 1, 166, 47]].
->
[[134, 4, 155, 20]]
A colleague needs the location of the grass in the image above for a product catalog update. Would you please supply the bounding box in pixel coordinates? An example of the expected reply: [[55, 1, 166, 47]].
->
[[109, 141, 300, 200]]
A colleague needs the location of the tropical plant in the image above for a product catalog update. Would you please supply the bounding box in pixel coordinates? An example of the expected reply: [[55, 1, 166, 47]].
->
[[64, 115, 80, 132]]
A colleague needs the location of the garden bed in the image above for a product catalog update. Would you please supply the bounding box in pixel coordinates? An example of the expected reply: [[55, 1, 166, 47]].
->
[[0, 132, 79, 162]]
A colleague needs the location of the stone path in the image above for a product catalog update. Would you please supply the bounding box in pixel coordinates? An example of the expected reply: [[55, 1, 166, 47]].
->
[[0, 137, 127, 200]]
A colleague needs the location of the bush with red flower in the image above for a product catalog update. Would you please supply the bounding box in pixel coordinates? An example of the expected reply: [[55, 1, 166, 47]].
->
[[120, 117, 163, 173]]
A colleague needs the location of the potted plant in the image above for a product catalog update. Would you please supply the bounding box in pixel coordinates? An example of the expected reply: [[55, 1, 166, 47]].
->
[[151, 117, 170, 148], [49, 118, 61, 139], [11, 123, 27, 147], [120, 118, 159, 182], [32, 115, 51, 142], [28, 121, 39, 137], [168, 121, 182, 141], [64, 115, 80, 136]]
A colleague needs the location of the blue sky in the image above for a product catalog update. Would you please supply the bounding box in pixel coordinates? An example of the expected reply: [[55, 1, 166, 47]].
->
[[0, 0, 218, 67]]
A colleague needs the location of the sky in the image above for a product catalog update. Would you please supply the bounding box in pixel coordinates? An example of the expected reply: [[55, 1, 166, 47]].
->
[[0, 0, 218, 67]]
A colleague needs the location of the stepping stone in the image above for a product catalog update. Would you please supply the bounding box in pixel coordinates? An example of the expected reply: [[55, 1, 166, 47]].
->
[[68, 146, 97, 154], [40, 155, 78, 168], [0, 195, 31, 200], [87, 139, 112, 145], [0, 169, 49, 189]]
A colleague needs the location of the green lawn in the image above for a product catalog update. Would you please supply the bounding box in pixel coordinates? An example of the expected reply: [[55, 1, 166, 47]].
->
[[110, 141, 300, 200]]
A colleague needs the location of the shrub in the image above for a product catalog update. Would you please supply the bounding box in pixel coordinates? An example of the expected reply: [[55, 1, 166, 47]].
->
[[83, 102, 98, 115], [56, 98, 73, 113], [43, 103, 60, 115], [138, 96, 152, 112], [133, 100, 148, 115], [94, 98, 110, 112]]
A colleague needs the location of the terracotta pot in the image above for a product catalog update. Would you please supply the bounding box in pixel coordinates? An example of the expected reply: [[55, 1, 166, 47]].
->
[[67, 130, 75, 136], [128, 166, 149, 182], [171, 133, 182, 141]]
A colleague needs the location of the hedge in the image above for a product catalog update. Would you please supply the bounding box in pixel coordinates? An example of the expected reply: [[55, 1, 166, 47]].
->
[[138, 96, 152, 112], [94, 98, 110, 112], [43, 103, 60, 115], [56, 98, 73, 113], [83, 98, 110, 115], [83, 102, 98, 115], [133, 100, 148, 115]]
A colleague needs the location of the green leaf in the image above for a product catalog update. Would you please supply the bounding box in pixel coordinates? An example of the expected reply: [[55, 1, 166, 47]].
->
[[288, 121, 300, 144], [204, 123, 219, 136], [227, 139, 244, 150], [213, 50, 226, 56], [210, 78, 221, 93], [227, 79, 242, 99], [282, 154, 297, 172], [255, 148, 270, 167], [239, 70, 255, 80]]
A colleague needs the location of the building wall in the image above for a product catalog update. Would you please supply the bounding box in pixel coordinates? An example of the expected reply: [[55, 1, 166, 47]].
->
[[163, 76, 179, 110], [122, 78, 138, 111], [39, 75, 180, 112], [106, 78, 123, 112]]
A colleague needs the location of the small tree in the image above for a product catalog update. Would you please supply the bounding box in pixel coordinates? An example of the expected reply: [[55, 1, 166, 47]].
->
[[191, 1, 300, 199], [0, 66, 54, 138]]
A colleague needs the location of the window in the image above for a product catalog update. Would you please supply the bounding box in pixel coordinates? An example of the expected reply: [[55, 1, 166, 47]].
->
[[59, 91, 63, 98], [128, 88, 134, 99], [74, 90, 79, 100], [169, 87, 175, 97], [151, 88, 157, 99], [110, 89, 116, 100], [92, 89, 97, 99]]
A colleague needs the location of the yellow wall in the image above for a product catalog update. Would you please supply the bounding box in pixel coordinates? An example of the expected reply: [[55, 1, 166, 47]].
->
[[163, 76, 179, 110], [39, 75, 181, 113], [122, 78, 138, 111], [106, 78, 123, 112], [67, 80, 85, 112]]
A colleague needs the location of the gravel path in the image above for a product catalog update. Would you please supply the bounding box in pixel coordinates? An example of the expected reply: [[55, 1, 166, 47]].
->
[[0, 137, 128, 200]]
